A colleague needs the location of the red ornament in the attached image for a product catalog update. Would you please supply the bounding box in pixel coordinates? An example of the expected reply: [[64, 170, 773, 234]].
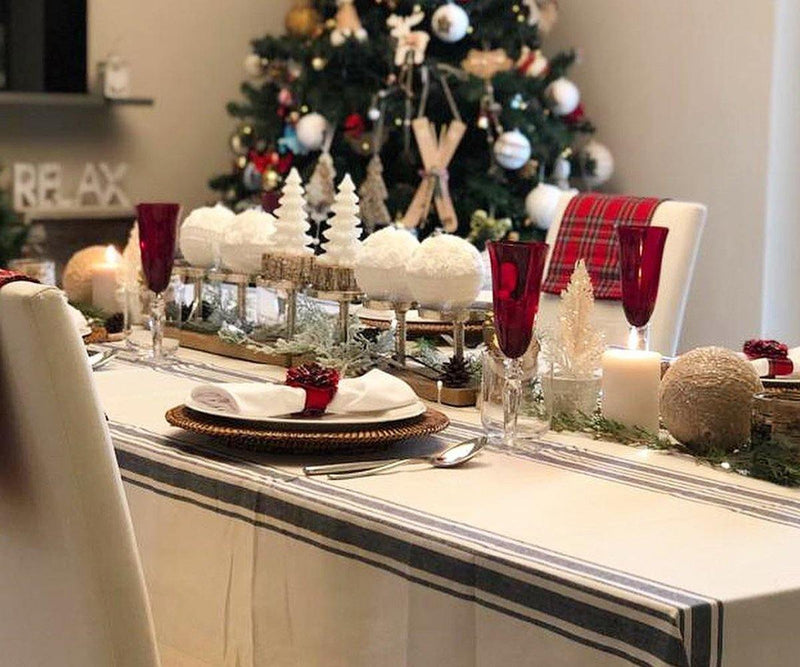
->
[[277, 152, 294, 175], [248, 149, 273, 173], [286, 363, 340, 416], [343, 112, 366, 139], [562, 103, 586, 126], [261, 191, 281, 213]]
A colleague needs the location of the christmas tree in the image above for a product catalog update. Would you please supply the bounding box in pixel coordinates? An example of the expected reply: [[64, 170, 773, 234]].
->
[[210, 0, 611, 242]]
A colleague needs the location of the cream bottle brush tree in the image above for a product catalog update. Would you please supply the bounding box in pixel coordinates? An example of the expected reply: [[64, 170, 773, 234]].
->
[[317, 174, 362, 267], [272, 167, 314, 256]]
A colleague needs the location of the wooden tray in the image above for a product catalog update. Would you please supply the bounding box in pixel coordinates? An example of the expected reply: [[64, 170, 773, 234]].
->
[[165, 405, 450, 454], [164, 326, 305, 367]]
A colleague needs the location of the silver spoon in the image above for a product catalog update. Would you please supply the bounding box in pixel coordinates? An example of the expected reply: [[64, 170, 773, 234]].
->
[[325, 437, 486, 481]]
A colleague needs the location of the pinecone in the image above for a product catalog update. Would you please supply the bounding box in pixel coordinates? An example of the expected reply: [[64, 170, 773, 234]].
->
[[439, 356, 472, 389], [104, 312, 124, 334]]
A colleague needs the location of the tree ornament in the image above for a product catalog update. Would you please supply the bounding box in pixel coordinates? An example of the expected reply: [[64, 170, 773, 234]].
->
[[343, 112, 366, 139], [262, 168, 281, 191], [461, 48, 513, 80], [547, 78, 581, 116], [525, 182, 563, 230], [516, 46, 549, 78], [331, 0, 367, 46], [358, 154, 391, 232], [311, 56, 327, 71], [229, 125, 254, 155], [466, 209, 512, 250], [317, 174, 362, 268], [367, 106, 381, 121], [387, 12, 429, 66], [431, 3, 470, 43], [285, 0, 323, 39], [272, 168, 314, 256], [580, 140, 615, 187], [243, 53, 266, 78], [306, 150, 337, 224], [660, 347, 764, 454], [295, 112, 329, 152], [493, 129, 532, 170], [242, 162, 264, 192], [553, 155, 572, 189], [277, 87, 294, 107]]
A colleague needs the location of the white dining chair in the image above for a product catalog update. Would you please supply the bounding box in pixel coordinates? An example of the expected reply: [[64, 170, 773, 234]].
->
[[538, 192, 706, 355], [0, 281, 160, 667]]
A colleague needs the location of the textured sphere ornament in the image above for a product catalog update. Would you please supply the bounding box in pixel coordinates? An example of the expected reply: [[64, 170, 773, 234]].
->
[[581, 140, 615, 187], [62, 245, 110, 303], [405, 234, 484, 310], [295, 112, 328, 152], [493, 129, 532, 170], [546, 77, 581, 116], [220, 208, 276, 274], [285, 3, 322, 38], [179, 204, 235, 268], [243, 53, 265, 78], [660, 347, 764, 454], [525, 182, 564, 230], [355, 226, 420, 302], [431, 3, 470, 43]]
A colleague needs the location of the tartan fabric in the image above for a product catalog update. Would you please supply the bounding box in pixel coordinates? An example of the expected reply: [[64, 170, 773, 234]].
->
[[542, 193, 666, 300], [0, 269, 37, 290]]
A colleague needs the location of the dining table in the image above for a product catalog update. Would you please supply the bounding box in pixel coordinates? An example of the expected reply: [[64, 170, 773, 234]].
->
[[93, 344, 800, 667]]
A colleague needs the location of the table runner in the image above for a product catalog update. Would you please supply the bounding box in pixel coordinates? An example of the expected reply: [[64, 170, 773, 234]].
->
[[95, 348, 800, 667]]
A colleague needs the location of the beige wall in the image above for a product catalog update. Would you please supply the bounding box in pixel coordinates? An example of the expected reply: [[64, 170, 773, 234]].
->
[[0, 0, 291, 211], [550, 0, 778, 350]]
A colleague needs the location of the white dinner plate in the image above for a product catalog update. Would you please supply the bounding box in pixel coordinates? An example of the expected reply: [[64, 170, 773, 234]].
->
[[184, 399, 427, 427]]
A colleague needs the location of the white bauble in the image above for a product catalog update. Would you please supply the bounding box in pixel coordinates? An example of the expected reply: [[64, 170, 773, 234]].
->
[[431, 3, 469, 43], [493, 129, 532, 170], [581, 140, 615, 187], [179, 203, 235, 268], [243, 53, 264, 77], [525, 182, 563, 230], [355, 227, 419, 302], [405, 234, 484, 310], [220, 208, 276, 274], [546, 77, 581, 116], [295, 112, 328, 152]]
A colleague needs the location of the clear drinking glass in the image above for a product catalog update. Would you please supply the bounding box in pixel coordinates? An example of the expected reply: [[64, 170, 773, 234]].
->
[[486, 240, 549, 448]]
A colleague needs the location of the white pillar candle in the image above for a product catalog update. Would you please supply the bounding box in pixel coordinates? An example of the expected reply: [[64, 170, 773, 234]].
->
[[601, 348, 661, 433], [91, 245, 122, 313]]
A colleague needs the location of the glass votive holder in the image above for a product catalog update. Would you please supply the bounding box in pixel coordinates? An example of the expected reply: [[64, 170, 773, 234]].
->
[[540, 367, 602, 419], [480, 348, 551, 443], [8, 258, 56, 285], [752, 391, 800, 453]]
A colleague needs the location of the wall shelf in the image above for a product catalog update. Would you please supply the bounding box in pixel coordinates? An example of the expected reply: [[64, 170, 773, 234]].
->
[[0, 92, 154, 107], [20, 205, 136, 223]]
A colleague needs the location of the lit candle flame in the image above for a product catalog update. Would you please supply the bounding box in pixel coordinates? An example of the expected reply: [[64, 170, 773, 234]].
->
[[104, 245, 120, 265]]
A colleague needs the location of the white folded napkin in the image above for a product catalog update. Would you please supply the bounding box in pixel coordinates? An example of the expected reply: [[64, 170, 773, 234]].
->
[[739, 347, 800, 378], [189, 369, 419, 417]]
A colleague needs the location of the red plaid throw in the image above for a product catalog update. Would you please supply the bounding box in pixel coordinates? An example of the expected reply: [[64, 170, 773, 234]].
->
[[542, 193, 666, 299], [0, 269, 38, 290]]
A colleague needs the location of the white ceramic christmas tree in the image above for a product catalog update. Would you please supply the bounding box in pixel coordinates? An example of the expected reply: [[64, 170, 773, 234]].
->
[[272, 168, 313, 256], [317, 174, 362, 267]]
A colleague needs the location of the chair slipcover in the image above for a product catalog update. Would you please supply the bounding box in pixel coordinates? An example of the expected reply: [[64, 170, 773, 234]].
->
[[0, 281, 159, 667]]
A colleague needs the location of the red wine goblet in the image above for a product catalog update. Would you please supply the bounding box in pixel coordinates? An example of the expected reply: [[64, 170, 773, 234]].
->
[[617, 225, 669, 351], [136, 203, 180, 361], [487, 240, 549, 448]]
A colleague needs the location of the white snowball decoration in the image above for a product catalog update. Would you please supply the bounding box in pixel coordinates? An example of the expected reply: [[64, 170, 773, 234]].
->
[[317, 174, 362, 267], [581, 140, 615, 187], [243, 52, 264, 78], [62, 245, 109, 303], [179, 203, 235, 268], [355, 226, 419, 302], [525, 182, 564, 230], [431, 3, 469, 43], [493, 129, 532, 170], [546, 77, 581, 116], [272, 168, 314, 256], [220, 208, 276, 274], [406, 234, 485, 310], [295, 112, 329, 152]]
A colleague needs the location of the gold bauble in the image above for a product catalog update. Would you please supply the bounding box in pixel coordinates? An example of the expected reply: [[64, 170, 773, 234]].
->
[[285, 3, 322, 39], [262, 169, 281, 191]]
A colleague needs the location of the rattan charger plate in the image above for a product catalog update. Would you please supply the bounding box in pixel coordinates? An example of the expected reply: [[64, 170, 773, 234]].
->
[[165, 405, 450, 454]]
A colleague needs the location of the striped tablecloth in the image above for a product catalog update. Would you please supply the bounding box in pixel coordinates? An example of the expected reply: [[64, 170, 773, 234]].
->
[[94, 347, 800, 667]]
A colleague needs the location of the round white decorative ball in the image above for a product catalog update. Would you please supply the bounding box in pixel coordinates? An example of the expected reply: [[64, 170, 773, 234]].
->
[[525, 182, 563, 230], [243, 53, 264, 77], [546, 77, 581, 116], [179, 203, 235, 268], [493, 129, 532, 170], [431, 3, 469, 43], [295, 112, 328, 152], [581, 140, 615, 187], [660, 346, 764, 453], [220, 208, 276, 274], [405, 234, 484, 310], [355, 227, 420, 302], [367, 106, 381, 121], [62, 245, 110, 304]]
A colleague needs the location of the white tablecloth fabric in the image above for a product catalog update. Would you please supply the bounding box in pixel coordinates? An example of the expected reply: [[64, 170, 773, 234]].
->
[[93, 347, 800, 667]]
